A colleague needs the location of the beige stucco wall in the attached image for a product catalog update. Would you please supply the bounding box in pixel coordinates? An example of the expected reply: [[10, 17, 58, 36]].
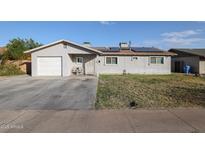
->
[[95, 55, 171, 75], [31, 44, 73, 76], [199, 60, 205, 74], [172, 56, 200, 73], [67, 44, 95, 54]]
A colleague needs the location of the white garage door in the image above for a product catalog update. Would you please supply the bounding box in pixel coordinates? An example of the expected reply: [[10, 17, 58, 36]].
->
[[37, 57, 62, 76]]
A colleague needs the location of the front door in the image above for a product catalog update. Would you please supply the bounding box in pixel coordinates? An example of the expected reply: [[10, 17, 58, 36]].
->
[[85, 58, 95, 75], [76, 57, 84, 74]]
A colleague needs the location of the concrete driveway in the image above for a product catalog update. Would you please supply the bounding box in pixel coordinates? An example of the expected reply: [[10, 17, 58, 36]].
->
[[0, 75, 97, 110]]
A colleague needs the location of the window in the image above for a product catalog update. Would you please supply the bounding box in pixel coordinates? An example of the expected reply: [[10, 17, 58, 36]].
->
[[151, 57, 157, 64], [112, 57, 118, 64], [63, 44, 68, 49], [132, 56, 138, 61], [76, 57, 83, 63], [106, 57, 118, 64], [150, 57, 164, 64], [106, 57, 112, 64]]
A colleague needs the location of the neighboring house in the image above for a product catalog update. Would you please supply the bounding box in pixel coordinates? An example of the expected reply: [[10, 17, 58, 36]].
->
[[24, 40, 176, 76], [0, 47, 5, 54], [0, 47, 6, 64], [169, 48, 205, 74]]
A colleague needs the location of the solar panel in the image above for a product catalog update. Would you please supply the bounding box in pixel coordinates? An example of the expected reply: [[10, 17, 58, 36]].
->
[[131, 47, 163, 52], [109, 47, 120, 52], [93, 46, 165, 53]]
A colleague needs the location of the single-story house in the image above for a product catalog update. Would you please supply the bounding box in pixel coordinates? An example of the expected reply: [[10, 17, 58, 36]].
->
[[169, 48, 205, 74], [24, 40, 176, 76]]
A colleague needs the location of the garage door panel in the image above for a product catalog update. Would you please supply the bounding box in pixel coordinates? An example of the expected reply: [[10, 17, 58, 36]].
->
[[37, 57, 62, 76]]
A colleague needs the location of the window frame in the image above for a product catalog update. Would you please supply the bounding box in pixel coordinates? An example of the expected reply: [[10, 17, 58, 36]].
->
[[150, 56, 164, 64], [76, 57, 84, 64], [105, 56, 118, 65]]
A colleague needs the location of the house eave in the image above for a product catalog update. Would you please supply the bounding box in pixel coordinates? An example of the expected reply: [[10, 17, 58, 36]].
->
[[100, 52, 176, 56], [24, 39, 103, 55]]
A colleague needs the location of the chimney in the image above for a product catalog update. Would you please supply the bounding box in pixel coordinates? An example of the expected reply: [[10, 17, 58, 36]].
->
[[119, 42, 129, 50], [83, 42, 91, 47], [129, 41, 131, 49]]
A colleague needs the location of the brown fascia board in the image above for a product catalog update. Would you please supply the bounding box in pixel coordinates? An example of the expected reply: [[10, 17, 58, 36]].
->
[[101, 52, 177, 56], [169, 49, 199, 57], [24, 40, 103, 55]]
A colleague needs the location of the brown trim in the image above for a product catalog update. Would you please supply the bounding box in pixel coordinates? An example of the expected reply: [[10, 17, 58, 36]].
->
[[101, 52, 176, 56], [24, 40, 103, 55], [169, 49, 205, 58]]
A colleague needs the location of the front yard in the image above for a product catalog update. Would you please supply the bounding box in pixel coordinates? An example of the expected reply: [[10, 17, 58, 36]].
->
[[96, 74, 205, 109]]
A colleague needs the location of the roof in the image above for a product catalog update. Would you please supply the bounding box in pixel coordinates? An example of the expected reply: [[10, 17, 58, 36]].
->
[[93, 47, 176, 56], [132, 47, 164, 52], [0, 47, 6, 54], [24, 40, 103, 55], [24, 40, 175, 56], [169, 48, 205, 57]]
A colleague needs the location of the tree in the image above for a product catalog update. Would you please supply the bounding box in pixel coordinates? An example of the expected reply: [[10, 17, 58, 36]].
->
[[24, 38, 42, 50], [2, 38, 42, 61]]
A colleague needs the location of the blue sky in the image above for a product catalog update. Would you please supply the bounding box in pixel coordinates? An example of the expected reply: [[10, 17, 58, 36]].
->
[[0, 21, 205, 49]]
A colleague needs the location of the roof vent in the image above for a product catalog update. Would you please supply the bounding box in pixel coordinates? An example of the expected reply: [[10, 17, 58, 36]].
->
[[119, 42, 129, 50], [83, 42, 91, 47]]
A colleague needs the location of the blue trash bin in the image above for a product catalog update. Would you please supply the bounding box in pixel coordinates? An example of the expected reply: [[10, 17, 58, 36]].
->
[[183, 65, 191, 74]]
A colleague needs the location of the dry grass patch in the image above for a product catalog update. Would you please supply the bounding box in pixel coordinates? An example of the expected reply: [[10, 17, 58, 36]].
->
[[96, 74, 205, 109], [0, 64, 25, 76]]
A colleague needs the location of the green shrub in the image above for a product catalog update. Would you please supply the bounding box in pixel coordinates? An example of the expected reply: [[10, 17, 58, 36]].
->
[[2, 38, 42, 61], [0, 64, 25, 76]]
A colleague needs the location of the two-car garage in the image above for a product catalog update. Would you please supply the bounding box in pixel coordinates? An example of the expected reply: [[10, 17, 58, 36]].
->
[[37, 57, 62, 76]]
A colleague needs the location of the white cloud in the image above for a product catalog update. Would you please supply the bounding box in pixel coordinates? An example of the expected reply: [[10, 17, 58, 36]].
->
[[99, 21, 114, 25], [138, 29, 205, 49], [163, 37, 205, 46], [161, 30, 200, 38], [161, 29, 205, 46]]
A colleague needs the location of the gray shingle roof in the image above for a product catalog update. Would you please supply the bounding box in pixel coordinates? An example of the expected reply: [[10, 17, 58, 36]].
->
[[170, 48, 205, 57]]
